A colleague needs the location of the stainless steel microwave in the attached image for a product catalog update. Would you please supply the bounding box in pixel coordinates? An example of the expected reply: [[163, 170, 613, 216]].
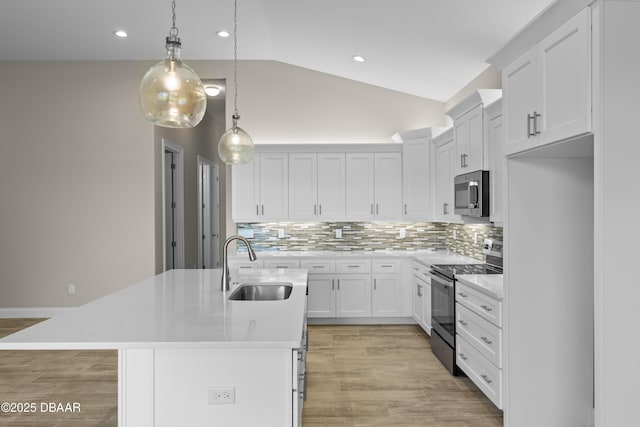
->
[[454, 170, 490, 217]]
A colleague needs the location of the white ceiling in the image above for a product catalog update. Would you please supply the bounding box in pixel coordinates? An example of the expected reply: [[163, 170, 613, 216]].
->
[[0, 0, 554, 102]]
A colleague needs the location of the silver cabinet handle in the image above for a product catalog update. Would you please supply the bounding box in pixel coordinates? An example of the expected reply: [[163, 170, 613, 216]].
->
[[380, 264, 393, 268], [332, 279, 335, 290], [314, 204, 317, 215], [404, 204, 407, 215], [458, 292, 468, 298], [370, 204, 374, 215], [275, 266, 288, 269], [460, 154, 464, 168], [481, 305, 493, 312], [481, 337, 493, 345], [319, 204, 322, 215], [374, 278, 377, 290], [527, 113, 535, 138], [261, 205, 264, 215], [376, 204, 379, 215], [533, 111, 541, 135], [256, 204, 259, 215], [458, 320, 468, 326], [443, 203, 449, 215], [481, 374, 493, 384], [459, 353, 468, 361], [337, 279, 340, 290], [417, 284, 422, 297], [347, 265, 360, 268]]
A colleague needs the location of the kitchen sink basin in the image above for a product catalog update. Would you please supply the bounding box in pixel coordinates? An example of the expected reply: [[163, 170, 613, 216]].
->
[[228, 282, 293, 301]]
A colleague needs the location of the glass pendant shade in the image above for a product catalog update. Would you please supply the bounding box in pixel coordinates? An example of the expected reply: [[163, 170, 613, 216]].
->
[[218, 115, 255, 165], [139, 41, 206, 128]]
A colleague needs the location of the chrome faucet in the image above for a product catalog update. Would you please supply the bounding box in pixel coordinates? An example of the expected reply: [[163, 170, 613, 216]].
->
[[221, 235, 257, 291]]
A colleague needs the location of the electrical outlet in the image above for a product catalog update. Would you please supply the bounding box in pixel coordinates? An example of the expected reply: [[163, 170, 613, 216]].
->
[[208, 387, 236, 404], [335, 229, 342, 239], [68, 284, 76, 295], [473, 232, 478, 244], [278, 228, 285, 238], [399, 228, 406, 239], [453, 230, 457, 239]]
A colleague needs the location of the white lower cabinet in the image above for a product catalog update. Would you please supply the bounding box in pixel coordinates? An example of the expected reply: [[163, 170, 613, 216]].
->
[[455, 281, 503, 409], [372, 275, 401, 316], [412, 261, 432, 334], [307, 274, 336, 317], [336, 274, 372, 317]]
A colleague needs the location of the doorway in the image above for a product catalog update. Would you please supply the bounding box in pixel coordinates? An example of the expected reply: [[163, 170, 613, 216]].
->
[[197, 156, 221, 268], [162, 139, 185, 271]]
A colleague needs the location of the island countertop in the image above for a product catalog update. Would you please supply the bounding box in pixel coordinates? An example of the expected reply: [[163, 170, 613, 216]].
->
[[0, 269, 309, 350]]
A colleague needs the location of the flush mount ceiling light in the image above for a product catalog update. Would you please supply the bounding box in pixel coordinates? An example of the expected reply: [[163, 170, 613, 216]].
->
[[112, 30, 128, 38], [216, 30, 230, 38], [138, 0, 206, 128], [205, 85, 221, 97], [218, 0, 255, 165], [352, 55, 366, 63]]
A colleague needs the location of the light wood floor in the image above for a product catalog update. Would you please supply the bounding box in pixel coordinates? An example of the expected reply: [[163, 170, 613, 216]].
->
[[0, 320, 502, 426]]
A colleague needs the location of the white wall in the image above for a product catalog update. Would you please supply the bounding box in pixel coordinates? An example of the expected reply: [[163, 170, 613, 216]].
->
[[0, 61, 156, 308], [0, 59, 446, 309], [444, 65, 502, 115]]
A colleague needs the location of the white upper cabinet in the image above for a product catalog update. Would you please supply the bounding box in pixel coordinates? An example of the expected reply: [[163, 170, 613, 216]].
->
[[289, 153, 318, 219], [431, 129, 463, 223], [485, 100, 505, 225], [398, 127, 446, 220], [345, 152, 402, 220], [502, 7, 591, 156], [453, 104, 485, 175], [317, 153, 346, 219], [345, 153, 376, 219], [447, 90, 502, 177], [289, 153, 346, 220], [232, 153, 289, 221], [373, 152, 403, 219]]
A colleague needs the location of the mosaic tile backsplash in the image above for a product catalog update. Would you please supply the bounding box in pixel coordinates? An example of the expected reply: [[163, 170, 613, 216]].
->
[[236, 222, 503, 261]]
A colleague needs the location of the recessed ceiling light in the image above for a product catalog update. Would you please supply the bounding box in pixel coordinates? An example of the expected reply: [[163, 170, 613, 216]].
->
[[216, 30, 230, 38], [352, 55, 366, 63], [205, 85, 221, 97], [112, 30, 128, 39]]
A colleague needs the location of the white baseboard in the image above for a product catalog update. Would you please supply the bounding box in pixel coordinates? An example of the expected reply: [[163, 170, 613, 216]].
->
[[308, 316, 416, 325], [0, 307, 71, 318]]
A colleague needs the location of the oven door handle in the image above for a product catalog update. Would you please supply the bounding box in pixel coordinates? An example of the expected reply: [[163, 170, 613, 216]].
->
[[429, 271, 454, 289]]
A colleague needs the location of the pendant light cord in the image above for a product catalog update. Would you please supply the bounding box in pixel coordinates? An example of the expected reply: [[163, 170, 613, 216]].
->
[[170, 0, 179, 38], [233, 0, 239, 118]]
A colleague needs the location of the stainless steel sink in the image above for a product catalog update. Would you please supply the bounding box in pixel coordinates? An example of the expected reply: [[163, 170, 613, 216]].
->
[[228, 282, 293, 301]]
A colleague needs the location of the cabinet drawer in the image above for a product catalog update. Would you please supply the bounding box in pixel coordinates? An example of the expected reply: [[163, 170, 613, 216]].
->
[[456, 303, 502, 367], [263, 259, 301, 269], [456, 282, 502, 327], [412, 261, 432, 283], [228, 259, 264, 270], [335, 259, 372, 274], [300, 259, 336, 274], [456, 335, 502, 409], [372, 259, 399, 274]]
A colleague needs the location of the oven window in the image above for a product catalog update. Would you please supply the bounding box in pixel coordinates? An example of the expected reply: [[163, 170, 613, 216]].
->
[[454, 182, 469, 210], [431, 275, 455, 346]]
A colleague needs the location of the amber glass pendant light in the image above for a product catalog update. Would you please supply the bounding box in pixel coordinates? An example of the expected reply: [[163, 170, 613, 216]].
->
[[139, 0, 206, 128], [218, 0, 254, 165]]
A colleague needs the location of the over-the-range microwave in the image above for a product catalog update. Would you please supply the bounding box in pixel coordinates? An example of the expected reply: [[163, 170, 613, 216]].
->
[[454, 170, 489, 217]]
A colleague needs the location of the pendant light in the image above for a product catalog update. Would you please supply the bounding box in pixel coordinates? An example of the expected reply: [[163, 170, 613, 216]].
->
[[218, 0, 255, 165], [139, 0, 206, 128]]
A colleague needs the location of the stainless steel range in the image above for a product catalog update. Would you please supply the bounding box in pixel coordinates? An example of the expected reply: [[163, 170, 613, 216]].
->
[[430, 239, 503, 375]]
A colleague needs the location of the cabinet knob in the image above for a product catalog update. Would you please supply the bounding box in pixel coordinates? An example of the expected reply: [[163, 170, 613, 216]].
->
[[481, 374, 493, 384], [459, 353, 468, 361], [458, 292, 468, 298], [458, 320, 468, 326], [481, 305, 493, 312]]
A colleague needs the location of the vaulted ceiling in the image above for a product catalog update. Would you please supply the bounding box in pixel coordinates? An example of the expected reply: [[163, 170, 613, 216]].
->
[[0, 0, 554, 101]]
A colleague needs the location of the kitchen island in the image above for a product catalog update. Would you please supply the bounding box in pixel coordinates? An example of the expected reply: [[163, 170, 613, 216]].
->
[[0, 268, 309, 427]]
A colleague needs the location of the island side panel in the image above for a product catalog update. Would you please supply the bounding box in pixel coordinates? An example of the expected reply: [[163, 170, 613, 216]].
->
[[153, 348, 293, 427], [119, 349, 155, 427]]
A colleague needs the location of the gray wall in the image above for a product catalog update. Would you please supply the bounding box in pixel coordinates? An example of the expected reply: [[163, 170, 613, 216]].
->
[[0, 59, 447, 308]]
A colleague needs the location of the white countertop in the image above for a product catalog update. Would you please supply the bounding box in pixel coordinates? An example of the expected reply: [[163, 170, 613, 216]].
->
[[456, 274, 504, 301], [0, 269, 308, 350]]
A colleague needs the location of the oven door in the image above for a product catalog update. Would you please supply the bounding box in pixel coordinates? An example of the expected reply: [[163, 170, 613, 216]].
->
[[430, 271, 455, 348]]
